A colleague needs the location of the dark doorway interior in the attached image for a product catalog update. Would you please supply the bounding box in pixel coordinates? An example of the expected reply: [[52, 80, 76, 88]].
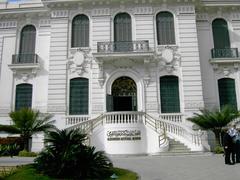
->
[[107, 76, 137, 112], [113, 96, 132, 111]]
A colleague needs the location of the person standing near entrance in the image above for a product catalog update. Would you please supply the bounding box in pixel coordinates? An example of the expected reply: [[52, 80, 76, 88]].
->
[[223, 125, 238, 164], [223, 129, 234, 165], [232, 127, 240, 163]]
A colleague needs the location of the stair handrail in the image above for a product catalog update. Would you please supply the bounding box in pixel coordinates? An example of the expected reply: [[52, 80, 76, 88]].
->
[[158, 117, 203, 147], [143, 113, 168, 147], [66, 113, 106, 134]]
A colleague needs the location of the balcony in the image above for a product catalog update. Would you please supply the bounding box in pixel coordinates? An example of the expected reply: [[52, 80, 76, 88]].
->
[[12, 54, 39, 64], [209, 48, 240, 69], [211, 48, 239, 59], [97, 41, 150, 53], [94, 40, 153, 62], [8, 54, 40, 76]]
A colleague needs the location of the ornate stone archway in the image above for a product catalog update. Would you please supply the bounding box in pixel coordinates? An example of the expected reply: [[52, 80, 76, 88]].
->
[[107, 76, 137, 111]]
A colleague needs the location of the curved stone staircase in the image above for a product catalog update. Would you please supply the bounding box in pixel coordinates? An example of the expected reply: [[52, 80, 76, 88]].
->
[[65, 112, 204, 154]]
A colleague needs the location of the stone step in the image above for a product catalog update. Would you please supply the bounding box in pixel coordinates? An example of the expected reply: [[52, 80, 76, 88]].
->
[[168, 138, 190, 152], [153, 151, 212, 156]]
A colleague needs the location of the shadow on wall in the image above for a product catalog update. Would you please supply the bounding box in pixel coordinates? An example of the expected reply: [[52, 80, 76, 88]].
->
[[37, 55, 49, 76]]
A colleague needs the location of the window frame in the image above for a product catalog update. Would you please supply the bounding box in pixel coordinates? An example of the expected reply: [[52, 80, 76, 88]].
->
[[156, 11, 176, 46], [15, 83, 33, 111], [71, 14, 90, 48], [217, 78, 237, 110], [159, 75, 181, 113], [69, 77, 89, 115]]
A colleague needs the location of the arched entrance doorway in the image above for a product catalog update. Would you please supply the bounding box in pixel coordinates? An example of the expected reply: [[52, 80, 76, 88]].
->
[[107, 76, 137, 111]]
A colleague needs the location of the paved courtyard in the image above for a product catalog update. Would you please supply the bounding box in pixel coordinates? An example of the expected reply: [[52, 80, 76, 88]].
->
[[0, 154, 240, 180], [110, 153, 240, 180]]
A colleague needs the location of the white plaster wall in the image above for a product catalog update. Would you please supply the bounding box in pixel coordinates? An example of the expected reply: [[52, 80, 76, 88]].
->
[[197, 20, 217, 109], [0, 35, 16, 121], [91, 123, 167, 154]]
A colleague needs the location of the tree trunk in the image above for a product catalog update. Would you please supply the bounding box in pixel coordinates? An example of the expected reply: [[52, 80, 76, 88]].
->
[[22, 136, 31, 152], [213, 129, 222, 147]]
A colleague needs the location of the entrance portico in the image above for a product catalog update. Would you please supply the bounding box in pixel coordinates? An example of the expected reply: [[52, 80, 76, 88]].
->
[[105, 70, 145, 112]]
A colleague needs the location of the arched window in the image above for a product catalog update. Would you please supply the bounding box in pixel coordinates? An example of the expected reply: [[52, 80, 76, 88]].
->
[[69, 78, 89, 115], [114, 13, 132, 51], [160, 76, 180, 113], [72, 14, 89, 47], [156, 12, 175, 45], [218, 78, 237, 109], [212, 18, 230, 49], [15, 83, 32, 111], [19, 25, 36, 63]]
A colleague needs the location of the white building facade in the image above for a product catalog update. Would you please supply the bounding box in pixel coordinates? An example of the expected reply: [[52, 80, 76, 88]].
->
[[0, 0, 239, 154]]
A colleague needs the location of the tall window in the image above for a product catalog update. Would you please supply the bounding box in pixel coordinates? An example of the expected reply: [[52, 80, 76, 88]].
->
[[160, 76, 180, 113], [114, 13, 132, 51], [218, 78, 237, 109], [156, 12, 175, 45], [15, 84, 32, 111], [69, 78, 89, 115], [72, 14, 89, 47], [212, 18, 230, 49], [19, 25, 36, 62]]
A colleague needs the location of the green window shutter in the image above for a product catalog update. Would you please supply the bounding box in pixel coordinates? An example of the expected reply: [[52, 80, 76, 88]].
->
[[15, 84, 32, 111], [218, 78, 237, 109], [20, 25, 36, 54], [72, 15, 89, 47], [19, 25, 36, 63], [212, 19, 230, 49], [114, 13, 132, 42], [106, 94, 113, 112], [160, 76, 180, 113], [69, 78, 89, 115], [114, 13, 132, 52], [156, 12, 175, 45]]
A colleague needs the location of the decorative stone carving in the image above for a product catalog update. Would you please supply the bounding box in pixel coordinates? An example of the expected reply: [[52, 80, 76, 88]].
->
[[92, 8, 110, 16], [95, 59, 105, 87], [0, 21, 17, 29], [39, 19, 51, 27], [51, 10, 69, 18], [134, 6, 153, 15], [155, 46, 181, 73], [68, 48, 90, 75], [211, 63, 240, 77], [144, 58, 151, 86], [13, 69, 38, 82], [178, 6, 195, 15]]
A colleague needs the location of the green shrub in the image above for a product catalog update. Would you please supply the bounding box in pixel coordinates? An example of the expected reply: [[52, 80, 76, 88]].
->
[[0, 144, 21, 157], [18, 150, 37, 157], [214, 146, 224, 154], [34, 129, 113, 179]]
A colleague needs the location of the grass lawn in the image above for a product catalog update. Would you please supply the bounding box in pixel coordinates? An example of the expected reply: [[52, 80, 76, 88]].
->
[[1, 165, 138, 180]]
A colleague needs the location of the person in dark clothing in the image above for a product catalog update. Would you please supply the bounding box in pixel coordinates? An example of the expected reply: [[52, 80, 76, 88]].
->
[[234, 132, 240, 163], [223, 131, 234, 165]]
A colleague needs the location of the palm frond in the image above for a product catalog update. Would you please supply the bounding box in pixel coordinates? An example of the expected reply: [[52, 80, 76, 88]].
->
[[0, 124, 20, 134]]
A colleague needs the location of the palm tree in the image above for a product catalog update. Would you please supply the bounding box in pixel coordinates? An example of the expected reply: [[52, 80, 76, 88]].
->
[[0, 108, 55, 151], [188, 105, 240, 147], [35, 129, 113, 179]]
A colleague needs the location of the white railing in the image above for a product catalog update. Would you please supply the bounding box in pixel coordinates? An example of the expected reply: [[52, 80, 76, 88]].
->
[[159, 113, 183, 123], [65, 111, 168, 148], [105, 111, 144, 124], [66, 114, 104, 133], [143, 113, 167, 147], [158, 119, 202, 147], [66, 115, 90, 126], [65, 112, 201, 148]]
